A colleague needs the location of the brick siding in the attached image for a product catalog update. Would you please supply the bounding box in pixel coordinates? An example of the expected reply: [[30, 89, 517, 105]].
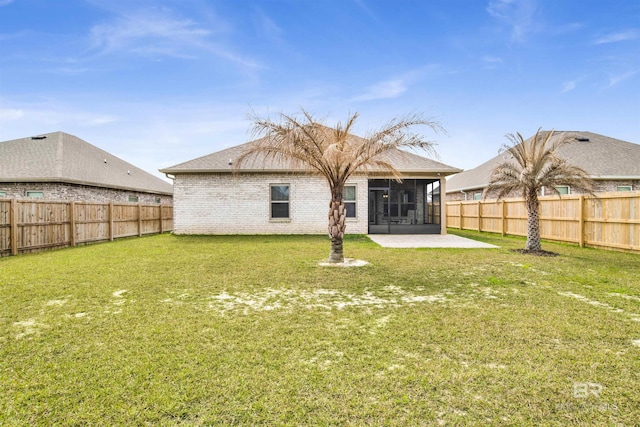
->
[[0, 182, 172, 204], [172, 173, 369, 235]]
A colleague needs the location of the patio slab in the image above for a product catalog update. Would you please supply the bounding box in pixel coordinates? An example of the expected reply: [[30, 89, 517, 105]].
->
[[368, 234, 499, 249]]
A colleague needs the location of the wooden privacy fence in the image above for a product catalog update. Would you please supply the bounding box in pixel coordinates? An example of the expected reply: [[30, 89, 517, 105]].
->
[[446, 192, 640, 253], [0, 199, 173, 256]]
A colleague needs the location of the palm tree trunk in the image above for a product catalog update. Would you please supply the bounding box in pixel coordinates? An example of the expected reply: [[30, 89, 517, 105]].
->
[[525, 192, 542, 251], [327, 199, 346, 263]]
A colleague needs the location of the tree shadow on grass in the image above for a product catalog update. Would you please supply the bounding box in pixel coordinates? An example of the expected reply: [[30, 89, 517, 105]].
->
[[511, 249, 559, 257]]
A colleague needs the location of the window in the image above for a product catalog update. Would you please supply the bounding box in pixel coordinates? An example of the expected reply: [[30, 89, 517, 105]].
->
[[154, 197, 162, 203], [270, 184, 289, 218], [26, 191, 44, 199], [617, 185, 632, 192], [344, 185, 356, 218], [0, 191, 6, 198], [383, 190, 415, 217], [473, 192, 482, 200], [129, 195, 139, 202], [554, 186, 570, 195]]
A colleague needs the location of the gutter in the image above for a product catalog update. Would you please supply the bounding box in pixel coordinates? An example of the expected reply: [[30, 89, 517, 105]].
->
[[590, 176, 640, 180], [160, 169, 462, 177], [446, 184, 489, 193], [0, 178, 173, 196]]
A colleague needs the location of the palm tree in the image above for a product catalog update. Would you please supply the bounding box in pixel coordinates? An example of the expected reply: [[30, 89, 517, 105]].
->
[[236, 109, 442, 263], [484, 129, 595, 252]]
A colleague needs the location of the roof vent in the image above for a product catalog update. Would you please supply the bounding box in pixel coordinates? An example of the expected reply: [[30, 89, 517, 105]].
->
[[575, 136, 590, 142], [31, 135, 47, 140]]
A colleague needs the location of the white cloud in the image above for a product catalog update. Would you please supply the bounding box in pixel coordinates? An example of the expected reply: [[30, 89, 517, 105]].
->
[[0, 108, 25, 122], [353, 0, 379, 22], [608, 71, 638, 88], [482, 55, 503, 69], [88, 8, 259, 68], [0, 97, 253, 179], [594, 29, 639, 45], [254, 9, 283, 42], [561, 81, 576, 93], [352, 65, 443, 102], [551, 22, 584, 35], [352, 79, 407, 101], [0, 102, 119, 131], [54, 67, 91, 75], [90, 12, 210, 55], [487, 0, 538, 43]]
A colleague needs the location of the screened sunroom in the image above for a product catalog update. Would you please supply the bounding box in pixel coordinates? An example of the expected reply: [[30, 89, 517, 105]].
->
[[368, 178, 442, 234]]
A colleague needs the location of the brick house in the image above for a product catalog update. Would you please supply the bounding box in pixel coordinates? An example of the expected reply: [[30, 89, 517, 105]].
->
[[446, 131, 640, 201], [160, 138, 461, 235], [0, 132, 173, 203]]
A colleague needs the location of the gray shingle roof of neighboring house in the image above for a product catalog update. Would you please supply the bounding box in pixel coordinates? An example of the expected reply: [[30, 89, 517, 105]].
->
[[160, 138, 462, 177], [0, 132, 173, 195], [446, 131, 640, 193]]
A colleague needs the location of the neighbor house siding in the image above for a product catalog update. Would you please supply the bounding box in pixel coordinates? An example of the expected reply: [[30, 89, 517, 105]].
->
[[172, 173, 368, 235], [593, 180, 640, 193], [0, 182, 172, 204], [446, 179, 640, 201]]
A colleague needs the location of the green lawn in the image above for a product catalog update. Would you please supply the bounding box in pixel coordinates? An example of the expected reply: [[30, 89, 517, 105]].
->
[[1, 231, 639, 426]]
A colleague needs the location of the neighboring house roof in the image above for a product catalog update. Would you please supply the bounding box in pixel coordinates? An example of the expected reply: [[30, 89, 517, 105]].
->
[[160, 138, 462, 177], [446, 131, 640, 193], [0, 132, 173, 195]]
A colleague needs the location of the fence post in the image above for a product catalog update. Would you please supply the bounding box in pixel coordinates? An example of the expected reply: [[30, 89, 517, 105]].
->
[[477, 200, 482, 232], [501, 200, 507, 237], [579, 195, 585, 248], [138, 204, 143, 237], [459, 202, 463, 230], [159, 205, 163, 234], [10, 199, 18, 256], [69, 201, 76, 247], [108, 202, 114, 241]]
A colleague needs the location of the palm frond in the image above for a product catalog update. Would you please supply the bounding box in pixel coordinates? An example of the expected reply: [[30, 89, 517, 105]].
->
[[237, 109, 441, 190], [539, 161, 595, 196], [485, 161, 528, 199], [486, 128, 595, 201], [366, 113, 441, 155]]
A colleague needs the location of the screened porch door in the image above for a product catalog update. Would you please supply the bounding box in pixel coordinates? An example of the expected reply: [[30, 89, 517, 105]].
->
[[368, 188, 389, 231]]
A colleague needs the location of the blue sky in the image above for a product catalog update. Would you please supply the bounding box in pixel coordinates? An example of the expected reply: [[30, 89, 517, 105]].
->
[[1, 0, 639, 180]]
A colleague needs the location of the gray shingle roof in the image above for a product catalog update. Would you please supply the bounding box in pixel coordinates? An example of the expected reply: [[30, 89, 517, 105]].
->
[[446, 131, 640, 192], [160, 138, 462, 176], [0, 132, 173, 195]]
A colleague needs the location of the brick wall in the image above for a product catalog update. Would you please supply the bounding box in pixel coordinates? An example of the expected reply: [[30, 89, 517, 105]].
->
[[592, 180, 640, 193], [0, 182, 172, 204], [172, 173, 369, 235], [446, 179, 640, 201]]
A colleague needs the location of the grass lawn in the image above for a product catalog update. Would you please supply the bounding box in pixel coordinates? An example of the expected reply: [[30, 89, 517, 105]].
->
[[1, 230, 639, 426]]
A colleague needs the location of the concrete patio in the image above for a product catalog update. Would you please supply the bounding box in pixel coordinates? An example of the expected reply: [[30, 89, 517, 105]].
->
[[368, 234, 499, 249]]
